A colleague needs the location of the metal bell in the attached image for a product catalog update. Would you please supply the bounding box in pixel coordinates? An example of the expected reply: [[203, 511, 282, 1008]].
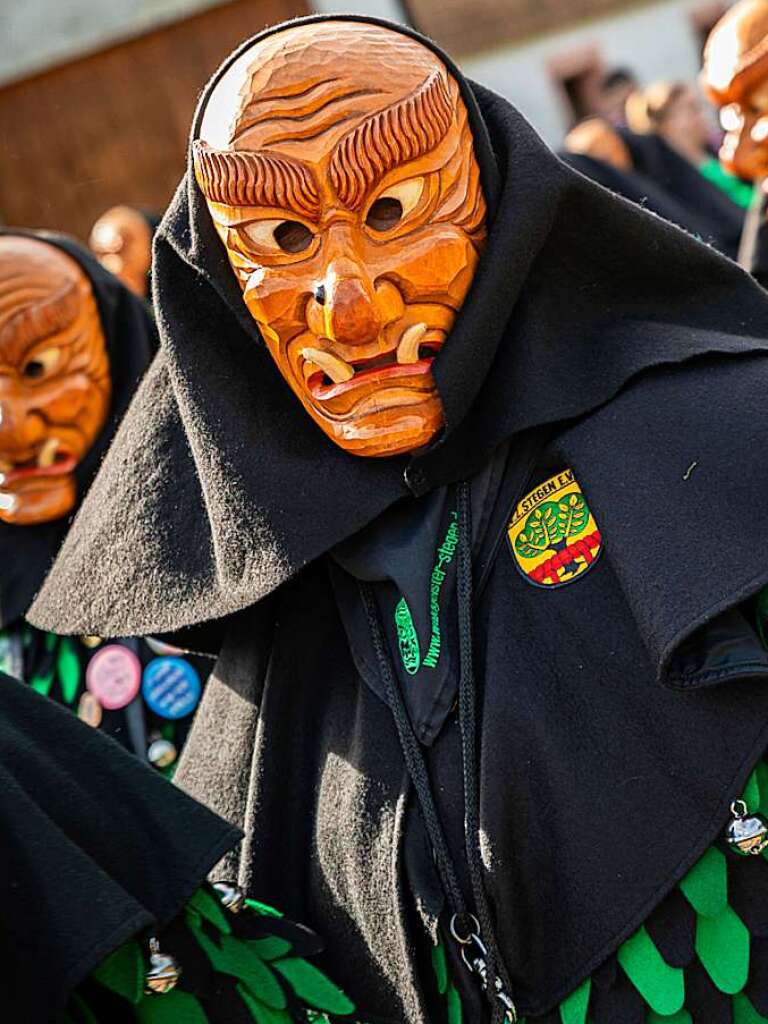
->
[[726, 799, 768, 856], [212, 880, 246, 914], [144, 937, 182, 994], [147, 737, 177, 769]]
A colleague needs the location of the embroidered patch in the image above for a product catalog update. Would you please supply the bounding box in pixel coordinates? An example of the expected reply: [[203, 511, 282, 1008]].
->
[[395, 598, 421, 676], [507, 468, 602, 587]]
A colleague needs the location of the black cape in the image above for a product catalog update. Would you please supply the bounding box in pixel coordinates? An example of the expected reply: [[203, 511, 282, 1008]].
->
[[0, 230, 156, 627], [27, 13, 768, 1020], [0, 672, 239, 1020]]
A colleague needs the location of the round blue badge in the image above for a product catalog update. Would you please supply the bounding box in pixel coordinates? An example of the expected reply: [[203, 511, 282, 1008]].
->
[[142, 657, 201, 720]]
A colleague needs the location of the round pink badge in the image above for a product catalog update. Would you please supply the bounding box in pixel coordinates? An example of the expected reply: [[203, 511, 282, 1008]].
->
[[86, 644, 142, 710]]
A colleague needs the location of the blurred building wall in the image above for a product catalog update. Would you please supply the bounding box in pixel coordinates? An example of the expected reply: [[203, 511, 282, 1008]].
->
[[461, 0, 722, 143], [0, 0, 232, 84], [0, 0, 308, 238]]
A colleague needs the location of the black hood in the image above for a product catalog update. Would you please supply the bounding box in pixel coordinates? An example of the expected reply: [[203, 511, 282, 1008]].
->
[[0, 230, 156, 627], [28, 13, 768, 638]]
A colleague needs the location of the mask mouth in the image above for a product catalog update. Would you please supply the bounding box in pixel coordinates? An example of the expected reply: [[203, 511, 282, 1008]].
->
[[0, 440, 77, 489], [304, 323, 444, 402]]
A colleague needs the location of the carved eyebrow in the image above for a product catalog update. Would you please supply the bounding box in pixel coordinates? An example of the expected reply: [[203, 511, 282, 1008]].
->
[[192, 140, 321, 219], [0, 280, 80, 357], [329, 71, 454, 209]]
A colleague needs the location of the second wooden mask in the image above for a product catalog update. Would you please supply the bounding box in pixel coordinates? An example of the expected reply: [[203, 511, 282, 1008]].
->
[[0, 236, 110, 525], [194, 20, 487, 457]]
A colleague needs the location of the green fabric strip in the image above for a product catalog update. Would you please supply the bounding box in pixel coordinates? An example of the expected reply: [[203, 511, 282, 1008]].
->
[[616, 926, 684, 1014], [679, 846, 728, 918], [733, 992, 768, 1023], [271, 958, 355, 1014], [431, 940, 448, 996], [696, 904, 750, 993], [90, 939, 144, 1004], [559, 976, 590, 1024], [57, 637, 81, 705], [135, 989, 209, 1024]]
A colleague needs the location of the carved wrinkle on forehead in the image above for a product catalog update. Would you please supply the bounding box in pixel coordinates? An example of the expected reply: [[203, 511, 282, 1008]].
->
[[195, 69, 455, 213], [0, 279, 81, 355]]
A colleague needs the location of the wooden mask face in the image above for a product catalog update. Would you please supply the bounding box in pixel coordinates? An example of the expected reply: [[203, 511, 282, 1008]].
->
[[194, 21, 487, 457], [0, 237, 111, 525], [703, 0, 768, 180], [89, 206, 153, 300]]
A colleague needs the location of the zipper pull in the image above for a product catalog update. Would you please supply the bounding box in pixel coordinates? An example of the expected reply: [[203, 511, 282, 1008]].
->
[[450, 913, 517, 1022]]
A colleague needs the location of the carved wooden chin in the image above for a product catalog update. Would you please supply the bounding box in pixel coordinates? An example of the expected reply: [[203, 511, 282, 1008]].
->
[[195, 20, 487, 458]]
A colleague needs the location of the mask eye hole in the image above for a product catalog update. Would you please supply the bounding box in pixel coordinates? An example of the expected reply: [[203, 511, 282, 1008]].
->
[[241, 219, 314, 255], [366, 197, 403, 232], [273, 220, 313, 254], [22, 347, 60, 380], [365, 177, 425, 234]]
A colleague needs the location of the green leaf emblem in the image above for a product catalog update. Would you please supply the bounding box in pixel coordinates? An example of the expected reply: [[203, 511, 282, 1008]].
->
[[557, 492, 589, 541]]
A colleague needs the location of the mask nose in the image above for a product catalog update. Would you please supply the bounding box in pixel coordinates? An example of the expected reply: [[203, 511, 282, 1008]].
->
[[316, 256, 381, 347], [0, 385, 45, 457]]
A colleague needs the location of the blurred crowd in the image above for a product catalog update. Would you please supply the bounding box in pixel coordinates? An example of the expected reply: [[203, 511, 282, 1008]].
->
[[560, 68, 757, 268]]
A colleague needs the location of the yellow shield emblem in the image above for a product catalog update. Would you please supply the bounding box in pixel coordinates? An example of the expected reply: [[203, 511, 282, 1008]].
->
[[507, 469, 602, 588]]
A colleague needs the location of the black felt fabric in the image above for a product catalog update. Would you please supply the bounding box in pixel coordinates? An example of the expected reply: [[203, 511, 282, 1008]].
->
[[0, 672, 239, 1020], [619, 130, 746, 258], [0, 230, 156, 627], [685, 957, 734, 1023], [558, 150, 725, 243], [28, 15, 768, 638], [644, 887, 695, 967]]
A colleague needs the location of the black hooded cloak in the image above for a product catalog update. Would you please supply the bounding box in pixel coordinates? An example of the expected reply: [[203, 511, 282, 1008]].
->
[[28, 14, 768, 1023], [0, 231, 208, 762]]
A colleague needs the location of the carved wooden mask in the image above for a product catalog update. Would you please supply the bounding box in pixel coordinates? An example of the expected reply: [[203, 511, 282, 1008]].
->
[[89, 206, 153, 299], [703, 0, 768, 180], [194, 21, 487, 457], [0, 237, 111, 525]]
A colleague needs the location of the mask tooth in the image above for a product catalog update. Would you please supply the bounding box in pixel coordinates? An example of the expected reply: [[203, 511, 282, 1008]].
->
[[301, 347, 354, 384], [397, 322, 428, 364], [37, 438, 60, 468]]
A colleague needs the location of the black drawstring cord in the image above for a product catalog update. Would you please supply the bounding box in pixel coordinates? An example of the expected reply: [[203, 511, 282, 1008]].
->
[[360, 481, 516, 1023], [455, 481, 514, 1024]]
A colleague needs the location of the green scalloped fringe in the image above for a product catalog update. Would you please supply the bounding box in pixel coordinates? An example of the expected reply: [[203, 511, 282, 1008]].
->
[[433, 757, 768, 1024], [545, 757, 768, 1024], [62, 886, 355, 1023]]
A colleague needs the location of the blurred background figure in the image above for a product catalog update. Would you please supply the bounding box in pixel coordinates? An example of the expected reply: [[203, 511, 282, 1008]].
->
[[563, 115, 633, 169], [561, 113, 744, 252], [89, 205, 159, 302], [625, 81, 712, 166], [599, 66, 638, 124]]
